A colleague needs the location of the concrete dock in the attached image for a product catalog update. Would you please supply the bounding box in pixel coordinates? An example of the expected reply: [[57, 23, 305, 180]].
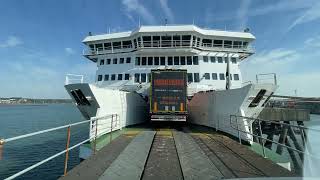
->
[[60, 126, 296, 180]]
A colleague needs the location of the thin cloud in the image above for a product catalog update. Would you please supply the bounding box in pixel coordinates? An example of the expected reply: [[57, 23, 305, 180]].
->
[[122, 0, 156, 25], [0, 36, 23, 48], [304, 35, 320, 48], [288, 2, 320, 31], [65, 47, 75, 55], [159, 0, 174, 23]]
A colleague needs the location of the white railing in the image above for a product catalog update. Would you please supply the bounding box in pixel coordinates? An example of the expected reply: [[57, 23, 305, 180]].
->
[[83, 41, 254, 55], [230, 115, 320, 159], [65, 74, 84, 85], [0, 114, 118, 179]]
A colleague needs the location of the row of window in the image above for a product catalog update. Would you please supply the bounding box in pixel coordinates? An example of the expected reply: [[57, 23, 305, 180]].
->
[[89, 35, 249, 51], [187, 73, 239, 82], [97, 73, 240, 82], [99, 56, 237, 66], [99, 57, 131, 65]]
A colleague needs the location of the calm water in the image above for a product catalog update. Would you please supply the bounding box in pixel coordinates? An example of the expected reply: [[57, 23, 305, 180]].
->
[[0, 104, 88, 180]]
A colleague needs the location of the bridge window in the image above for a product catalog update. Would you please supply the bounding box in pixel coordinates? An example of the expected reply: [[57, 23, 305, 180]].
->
[[194, 73, 200, 82], [168, 56, 173, 65], [89, 44, 94, 51], [104, 42, 112, 50], [160, 57, 166, 65], [202, 39, 212, 47], [219, 73, 225, 80], [133, 39, 137, 48], [187, 73, 193, 83], [217, 57, 223, 63], [126, 57, 131, 63], [210, 56, 216, 63], [153, 36, 160, 47], [187, 56, 192, 65], [234, 74, 239, 80], [137, 37, 141, 47], [134, 73, 140, 83], [104, 74, 109, 81], [173, 35, 181, 47], [174, 56, 179, 65], [112, 42, 121, 49], [224, 57, 228, 63], [182, 35, 191, 46], [142, 57, 147, 65], [224, 40, 232, 48], [95, 44, 103, 51], [204, 73, 210, 80], [154, 57, 159, 65], [161, 36, 172, 47], [148, 57, 153, 65], [231, 57, 237, 64], [213, 40, 223, 47], [107, 59, 111, 64], [100, 59, 104, 65], [118, 74, 123, 80], [180, 56, 186, 65], [143, 36, 151, 47], [193, 56, 199, 65], [233, 41, 241, 48], [111, 74, 116, 81], [120, 58, 124, 64], [122, 40, 132, 48], [97, 75, 102, 81], [141, 73, 146, 82], [243, 42, 248, 48], [203, 56, 208, 62], [135, 57, 140, 65], [125, 74, 130, 80], [113, 58, 117, 64], [212, 73, 218, 80]]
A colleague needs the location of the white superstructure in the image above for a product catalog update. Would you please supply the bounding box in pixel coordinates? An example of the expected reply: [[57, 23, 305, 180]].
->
[[65, 25, 277, 144]]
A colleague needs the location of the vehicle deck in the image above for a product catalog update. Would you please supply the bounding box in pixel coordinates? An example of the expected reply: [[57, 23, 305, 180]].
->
[[59, 125, 296, 180]]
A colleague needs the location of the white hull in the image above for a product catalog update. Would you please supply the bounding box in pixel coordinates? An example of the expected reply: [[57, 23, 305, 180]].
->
[[188, 83, 277, 142], [65, 83, 148, 139]]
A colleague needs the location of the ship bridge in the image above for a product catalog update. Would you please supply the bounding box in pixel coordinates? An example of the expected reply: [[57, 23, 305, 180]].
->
[[79, 25, 256, 95]]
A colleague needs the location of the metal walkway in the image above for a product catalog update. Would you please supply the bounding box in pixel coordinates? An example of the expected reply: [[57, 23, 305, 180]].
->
[[60, 127, 295, 180]]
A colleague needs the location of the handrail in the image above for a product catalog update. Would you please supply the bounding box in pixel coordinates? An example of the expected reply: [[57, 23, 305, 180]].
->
[[1, 114, 118, 180], [229, 115, 320, 159]]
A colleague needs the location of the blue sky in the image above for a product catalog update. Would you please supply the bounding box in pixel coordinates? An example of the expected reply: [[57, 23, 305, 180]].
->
[[0, 0, 320, 98]]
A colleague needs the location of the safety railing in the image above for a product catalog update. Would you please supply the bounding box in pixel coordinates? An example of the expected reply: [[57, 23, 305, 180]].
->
[[229, 115, 320, 159], [65, 74, 84, 85], [256, 73, 277, 85], [0, 114, 118, 180]]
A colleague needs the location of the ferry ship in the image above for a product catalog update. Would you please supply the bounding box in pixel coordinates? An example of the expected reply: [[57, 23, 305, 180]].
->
[[65, 25, 277, 145]]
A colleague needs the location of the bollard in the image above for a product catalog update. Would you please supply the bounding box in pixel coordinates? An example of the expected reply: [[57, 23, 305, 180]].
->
[[0, 139, 4, 160], [63, 126, 71, 176]]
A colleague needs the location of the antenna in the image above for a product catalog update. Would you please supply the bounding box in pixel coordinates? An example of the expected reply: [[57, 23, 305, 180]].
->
[[192, 18, 195, 25], [108, 27, 111, 34], [165, 18, 168, 26]]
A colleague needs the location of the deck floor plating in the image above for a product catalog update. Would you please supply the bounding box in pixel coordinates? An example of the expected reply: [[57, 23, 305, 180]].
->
[[61, 127, 296, 180]]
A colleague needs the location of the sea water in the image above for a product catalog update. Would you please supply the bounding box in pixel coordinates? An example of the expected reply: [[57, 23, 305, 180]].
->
[[0, 104, 88, 180]]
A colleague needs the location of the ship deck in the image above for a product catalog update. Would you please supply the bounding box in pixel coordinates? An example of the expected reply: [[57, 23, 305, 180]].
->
[[59, 124, 297, 180]]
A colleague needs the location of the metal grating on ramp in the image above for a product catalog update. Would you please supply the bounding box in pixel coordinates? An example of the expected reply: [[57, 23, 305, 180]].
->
[[98, 131, 156, 180]]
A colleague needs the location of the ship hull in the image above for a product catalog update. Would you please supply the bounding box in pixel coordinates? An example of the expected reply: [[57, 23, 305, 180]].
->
[[188, 83, 277, 142]]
